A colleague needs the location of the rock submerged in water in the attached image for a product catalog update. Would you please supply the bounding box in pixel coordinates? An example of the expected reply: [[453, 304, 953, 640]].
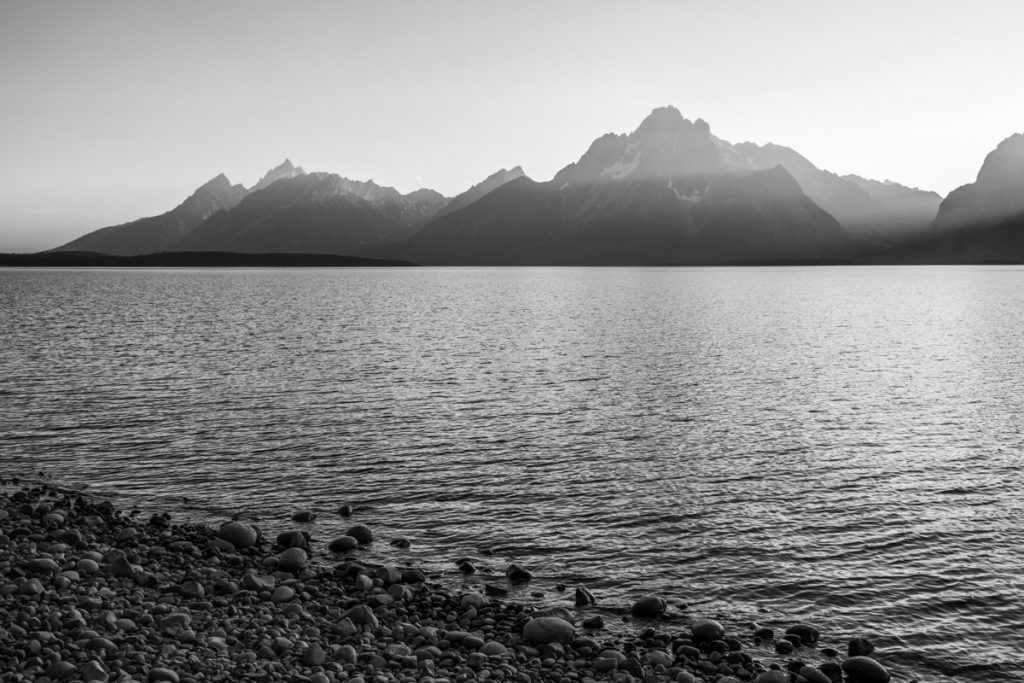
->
[[506, 563, 532, 582], [328, 535, 358, 552], [575, 585, 596, 606], [630, 594, 667, 618], [692, 618, 726, 641], [842, 655, 891, 683], [786, 622, 821, 644], [217, 521, 257, 548], [291, 509, 316, 523], [523, 616, 575, 644], [345, 524, 373, 545], [849, 636, 876, 657]]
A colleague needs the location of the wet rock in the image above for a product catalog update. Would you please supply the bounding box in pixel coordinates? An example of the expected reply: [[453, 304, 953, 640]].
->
[[786, 623, 820, 645], [820, 661, 844, 682], [180, 580, 204, 599], [271, 585, 295, 603], [291, 510, 316, 523], [484, 583, 507, 596], [480, 641, 508, 657], [692, 618, 725, 642], [328, 536, 358, 552], [390, 537, 411, 548], [522, 616, 574, 645], [241, 573, 275, 591], [575, 585, 596, 606], [848, 637, 876, 657], [276, 530, 310, 549], [45, 660, 77, 680], [277, 547, 308, 571], [343, 604, 380, 629], [775, 639, 795, 655], [582, 615, 605, 630], [218, 521, 257, 548], [345, 524, 373, 544], [506, 563, 532, 582], [457, 559, 477, 573], [754, 671, 788, 683], [630, 595, 667, 618], [799, 666, 835, 683], [842, 656, 891, 683], [401, 568, 425, 583]]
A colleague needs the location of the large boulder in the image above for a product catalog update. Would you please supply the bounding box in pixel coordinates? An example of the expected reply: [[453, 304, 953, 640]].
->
[[218, 521, 257, 549], [523, 616, 575, 645], [786, 623, 820, 645], [842, 656, 891, 683]]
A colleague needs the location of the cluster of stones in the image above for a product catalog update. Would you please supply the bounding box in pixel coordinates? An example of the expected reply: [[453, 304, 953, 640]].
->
[[1, 481, 896, 683]]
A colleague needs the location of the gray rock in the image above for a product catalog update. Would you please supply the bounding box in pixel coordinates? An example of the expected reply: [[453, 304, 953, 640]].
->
[[303, 642, 326, 666], [799, 666, 835, 683], [328, 535, 358, 552], [241, 573, 275, 592], [630, 595, 667, 618], [505, 563, 532, 582], [277, 547, 308, 571], [149, 667, 180, 683], [522, 616, 574, 645], [343, 604, 379, 629], [345, 524, 373, 544], [291, 510, 316, 523], [786, 623, 820, 644], [218, 521, 257, 548], [691, 618, 725, 642], [842, 656, 891, 683]]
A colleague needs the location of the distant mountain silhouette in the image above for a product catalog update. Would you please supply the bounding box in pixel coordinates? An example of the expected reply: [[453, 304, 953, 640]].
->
[[54, 107, 1016, 265], [54, 174, 248, 256], [175, 173, 445, 255], [922, 133, 1024, 261], [377, 107, 850, 264], [432, 166, 525, 221]]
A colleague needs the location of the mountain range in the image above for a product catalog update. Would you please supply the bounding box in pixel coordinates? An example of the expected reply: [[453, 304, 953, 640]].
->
[[53, 107, 1024, 265]]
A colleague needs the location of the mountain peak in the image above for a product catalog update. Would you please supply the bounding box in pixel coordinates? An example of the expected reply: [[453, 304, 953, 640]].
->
[[975, 132, 1024, 188], [252, 159, 306, 192]]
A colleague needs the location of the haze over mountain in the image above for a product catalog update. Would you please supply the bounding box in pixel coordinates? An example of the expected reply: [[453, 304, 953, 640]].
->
[[49, 107, 1022, 266], [55, 174, 249, 256], [923, 133, 1024, 261], [377, 107, 857, 264]]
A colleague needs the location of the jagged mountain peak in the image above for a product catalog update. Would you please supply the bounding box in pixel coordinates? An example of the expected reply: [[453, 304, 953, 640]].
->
[[251, 159, 307, 191]]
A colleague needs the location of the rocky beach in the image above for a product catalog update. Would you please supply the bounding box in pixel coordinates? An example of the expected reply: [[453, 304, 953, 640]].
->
[[0, 477, 899, 683]]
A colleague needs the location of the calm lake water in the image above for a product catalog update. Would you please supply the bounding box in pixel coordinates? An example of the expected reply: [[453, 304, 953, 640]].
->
[[2, 266, 1023, 682]]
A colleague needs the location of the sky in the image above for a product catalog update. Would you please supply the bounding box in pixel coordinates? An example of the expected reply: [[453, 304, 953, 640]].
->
[[1, 0, 1023, 252]]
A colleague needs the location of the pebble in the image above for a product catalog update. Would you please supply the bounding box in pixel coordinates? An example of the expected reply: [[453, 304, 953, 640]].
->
[[0, 480, 920, 683]]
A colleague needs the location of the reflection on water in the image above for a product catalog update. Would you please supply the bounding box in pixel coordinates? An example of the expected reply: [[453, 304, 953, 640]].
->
[[2, 265, 1024, 682]]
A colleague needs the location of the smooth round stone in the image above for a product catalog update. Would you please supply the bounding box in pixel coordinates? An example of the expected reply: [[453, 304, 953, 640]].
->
[[276, 530, 309, 549], [754, 671, 788, 683], [328, 535, 358, 552], [692, 618, 725, 641], [842, 656, 891, 683], [479, 641, 508, 657], [786, 623, 820, 644], [593, 657, 619, 672], [19, 578, 44, 595], [646, 650, 673, 667], [180, 580, 204, 599], [45, 660, 77, 680], [799, 666, 834, 683], [582, 615, 605, 629], [630, 595, 667, 618], [271, 585, 296, 603], [241, 573, 275, 591], [277, 547, 308, 571], [522, 616, 574, 645], [753, 627, 774, 640], [77, 558, 100, 574], [461, 593, 486, 609], [149, 667, 180, 683], [80, 659, 108, 682], [775, 639, 795, 654], [675, 672, 696, 683], [218, 521, 257, 548], [28, 558, 61, 573], [337, 643, 358, 664], [345, 525, 373, 544]]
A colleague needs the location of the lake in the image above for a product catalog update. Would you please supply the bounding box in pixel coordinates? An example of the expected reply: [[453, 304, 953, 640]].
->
[[2, 266, 1022, 682]]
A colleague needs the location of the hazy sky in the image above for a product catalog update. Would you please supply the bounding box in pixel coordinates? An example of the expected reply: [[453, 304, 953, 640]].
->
[[2, 0, 1023, 251]]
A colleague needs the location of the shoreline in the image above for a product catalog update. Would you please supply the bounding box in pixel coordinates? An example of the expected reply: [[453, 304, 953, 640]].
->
[[0, 478, 896, 683]]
